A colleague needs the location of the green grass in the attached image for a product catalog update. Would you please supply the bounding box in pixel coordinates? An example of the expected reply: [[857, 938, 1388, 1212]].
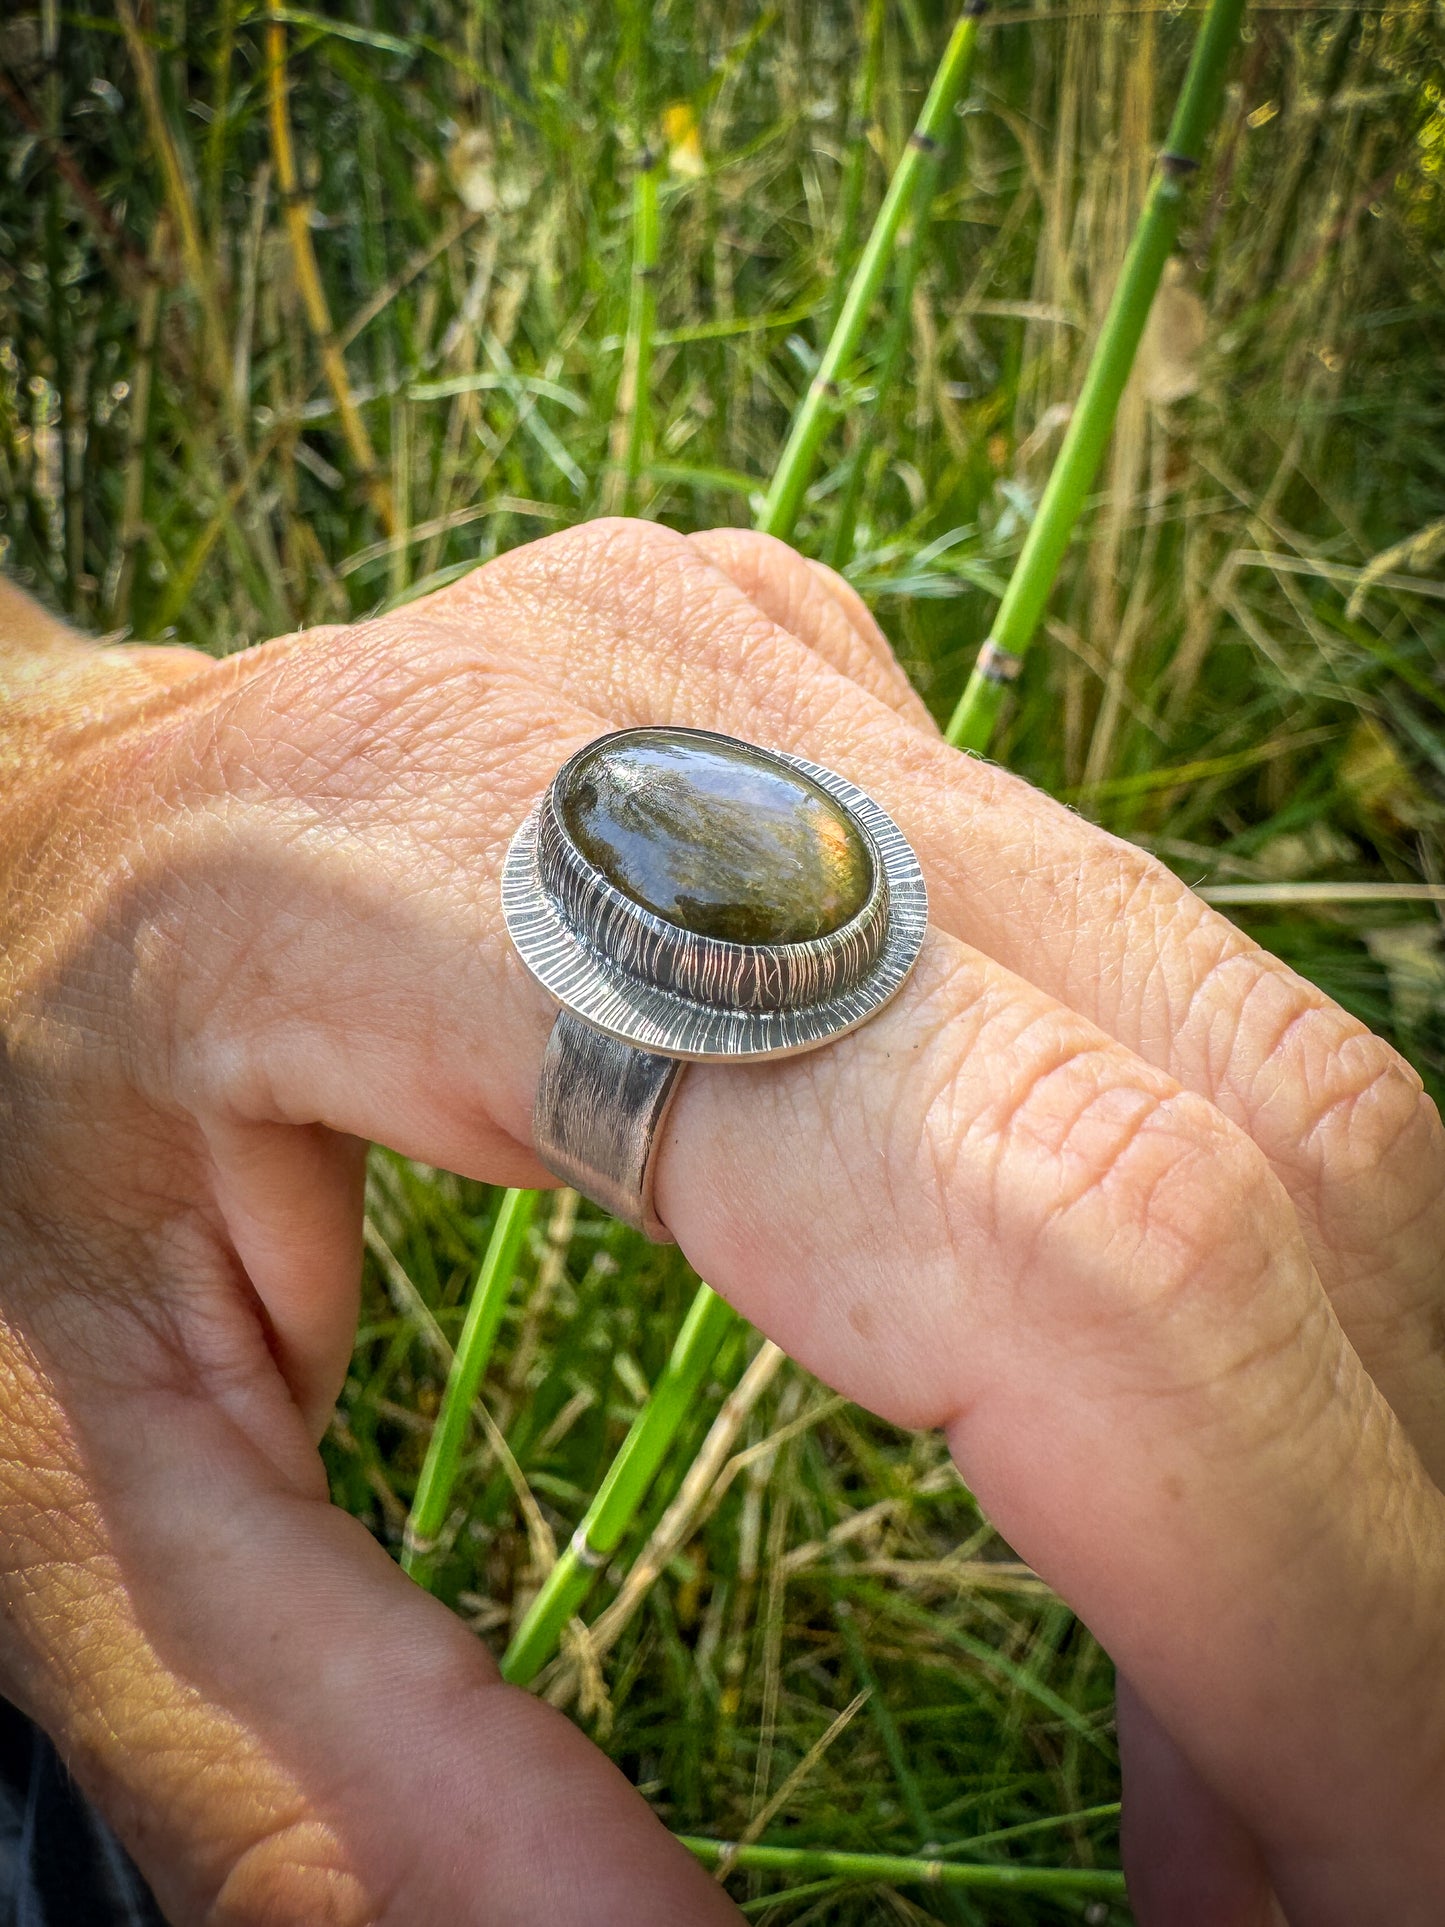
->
[[3, 3, 1444, 1919]]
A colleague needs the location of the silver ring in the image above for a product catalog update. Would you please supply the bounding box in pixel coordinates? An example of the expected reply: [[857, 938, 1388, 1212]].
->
[[503, 726, 927, 1242]]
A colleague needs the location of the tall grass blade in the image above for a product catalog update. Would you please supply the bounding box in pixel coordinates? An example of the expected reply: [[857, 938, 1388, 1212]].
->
[[264, 0, 397, 534], [116, 0, 234, 423], [821, 0, 886, 345], [826, 135, 946, 569], [617, 149, 661, 515]]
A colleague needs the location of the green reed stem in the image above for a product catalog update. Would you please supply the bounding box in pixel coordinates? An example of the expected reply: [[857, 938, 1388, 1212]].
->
[[677, 1836, 1128, 1896], [827, 136, 945, 569], [402, 1187, 538, 1581], [501, 1283, 738, 1683], [620, 147, 661, 515], [758, 3, 985, 542], [944, 0, 1247, 754], [498, 7, 992, 1691], [821, 0, 886, 344]]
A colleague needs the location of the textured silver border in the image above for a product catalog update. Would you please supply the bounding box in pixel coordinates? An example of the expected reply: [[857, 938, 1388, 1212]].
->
[[503, 740, 928, 1062]]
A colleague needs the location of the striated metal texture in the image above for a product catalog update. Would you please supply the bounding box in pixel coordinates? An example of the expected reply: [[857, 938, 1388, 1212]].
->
[[534, 1011, 683, 1241]]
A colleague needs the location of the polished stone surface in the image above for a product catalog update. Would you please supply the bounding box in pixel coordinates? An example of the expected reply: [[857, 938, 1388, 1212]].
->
[[558, 730, 873, 944]]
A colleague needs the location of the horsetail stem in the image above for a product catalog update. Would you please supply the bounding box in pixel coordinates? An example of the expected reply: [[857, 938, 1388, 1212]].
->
[[402, 1187, 538, 1582], [945, 0, 1247, 753], [758, 5, 985, 543], [501, 1283, 737, 1682], [676, 1834, 1129, 1895], [492, 6, 990, 1684]]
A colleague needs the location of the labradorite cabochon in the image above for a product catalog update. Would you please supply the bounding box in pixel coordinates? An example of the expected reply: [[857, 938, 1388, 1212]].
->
[[556, 729, 875, 946]]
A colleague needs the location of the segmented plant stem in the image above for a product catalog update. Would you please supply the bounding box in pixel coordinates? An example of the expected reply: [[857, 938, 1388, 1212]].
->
[[501, 1283, 738, 1683], [676, 1836, 1129, 1895], [944, 0, 1248, 754], [498, 6, 990, 1688], [402, 1187, 538, 1581], [758, 4, 985, 543]]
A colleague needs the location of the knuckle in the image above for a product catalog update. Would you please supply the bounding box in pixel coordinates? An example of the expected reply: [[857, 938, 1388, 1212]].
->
[[1176, 910, 1424, 1168], [689, 527, 931, 723], [563, 513, 684, 565], [1075, 1104, 1273, 1296], [801, 555, 901, 664], [1299, 1026, 1429, 1173], [1303, 1036, 1445, 1319], [932, 978, 1304, 1359], [1086, 1128, 1315, 1402], [799, 551, 859, 602], [1197, 946, 1444, 1213], [691, 524, 789, 571], [506, 518, 771, 712], [522, 514, 693, 611], [431, 516, 687, 613], [204, 1817, 377, 1927], [1052, 1101, 1313, 1397]]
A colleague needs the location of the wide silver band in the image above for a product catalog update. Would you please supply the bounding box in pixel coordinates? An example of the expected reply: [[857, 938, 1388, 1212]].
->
[[504, 728, 928, 1244], [534, 1011, 682, 1241]]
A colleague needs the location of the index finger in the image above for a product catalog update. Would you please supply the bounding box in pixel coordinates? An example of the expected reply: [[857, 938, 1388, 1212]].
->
[[422, 521, 1445, 1470]]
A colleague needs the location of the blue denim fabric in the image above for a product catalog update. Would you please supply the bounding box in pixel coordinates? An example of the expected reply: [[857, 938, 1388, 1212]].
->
[[0, 1701, 163, 1927]]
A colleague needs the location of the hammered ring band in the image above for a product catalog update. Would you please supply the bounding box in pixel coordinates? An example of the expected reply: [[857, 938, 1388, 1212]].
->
[[503, 726, 928, 1242]]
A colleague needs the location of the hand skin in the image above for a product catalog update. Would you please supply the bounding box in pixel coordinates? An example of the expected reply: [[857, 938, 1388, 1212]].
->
[[0, 524, 1443, 1926]]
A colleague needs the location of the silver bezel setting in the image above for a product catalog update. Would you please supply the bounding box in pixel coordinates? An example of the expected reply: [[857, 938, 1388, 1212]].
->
[[503, 730, 928, 1062], [532, 740, 892, 1012]]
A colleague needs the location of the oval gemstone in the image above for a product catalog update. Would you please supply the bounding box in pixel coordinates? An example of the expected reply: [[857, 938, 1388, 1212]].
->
[[558, 730, 873, 945]]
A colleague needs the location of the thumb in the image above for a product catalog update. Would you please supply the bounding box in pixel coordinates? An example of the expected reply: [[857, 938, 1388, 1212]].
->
[[0, 1295, 738, 1926]]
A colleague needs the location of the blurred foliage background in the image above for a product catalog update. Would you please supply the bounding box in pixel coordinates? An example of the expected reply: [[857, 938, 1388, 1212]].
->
[[2, 2, 1443, 1918]]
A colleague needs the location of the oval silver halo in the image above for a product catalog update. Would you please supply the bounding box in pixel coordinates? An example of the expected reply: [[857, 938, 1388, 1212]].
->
[[503, 729, 928, 1063]]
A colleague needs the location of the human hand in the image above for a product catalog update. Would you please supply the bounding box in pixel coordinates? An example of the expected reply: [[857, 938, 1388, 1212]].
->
[[0, 522, 1441, 1924]]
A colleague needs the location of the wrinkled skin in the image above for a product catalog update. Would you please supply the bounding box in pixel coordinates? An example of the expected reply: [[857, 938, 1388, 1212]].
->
[[1, 521, 1443, 1926]]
